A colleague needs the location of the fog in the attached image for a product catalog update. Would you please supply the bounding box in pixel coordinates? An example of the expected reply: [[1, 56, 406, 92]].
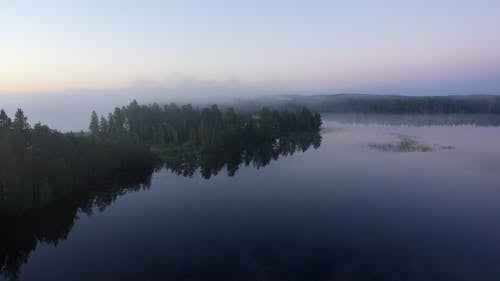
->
[[3, 75, 499, 132], [1, 79, 265, 132]]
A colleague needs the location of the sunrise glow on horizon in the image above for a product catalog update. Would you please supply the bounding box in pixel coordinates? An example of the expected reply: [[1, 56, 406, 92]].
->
[[1, 0, 500, 96]]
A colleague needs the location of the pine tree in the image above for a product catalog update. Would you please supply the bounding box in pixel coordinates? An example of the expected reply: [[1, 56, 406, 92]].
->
[[99, 116, 108, 136], [89, 111, 99, 136], [313, 113, 322, 129], [224, 108, 239, 130], [0, 110, 11, 130], [13, 109, 29, 132]]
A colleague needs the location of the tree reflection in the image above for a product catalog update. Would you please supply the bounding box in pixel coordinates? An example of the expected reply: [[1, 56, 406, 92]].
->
[[164, 132, 322, 179], [0, 171, 152, 280], [0, 132, 321, 280]]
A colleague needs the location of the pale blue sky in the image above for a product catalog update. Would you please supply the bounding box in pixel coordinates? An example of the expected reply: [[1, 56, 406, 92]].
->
[[1, 0, 500, 95]]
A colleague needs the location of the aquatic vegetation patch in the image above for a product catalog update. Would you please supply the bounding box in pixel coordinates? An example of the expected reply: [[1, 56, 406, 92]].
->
[[369, 134, 454, 152]]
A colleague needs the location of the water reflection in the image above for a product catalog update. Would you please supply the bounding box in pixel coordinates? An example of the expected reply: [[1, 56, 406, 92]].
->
[[0, 172, 153, 281], [324, 113, 500, 126], [0, 132, 321, 280], [164, 132, 322, 179]]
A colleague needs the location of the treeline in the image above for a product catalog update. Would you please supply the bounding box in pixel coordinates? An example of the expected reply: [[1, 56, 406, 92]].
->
[[321, 113, 500, 126], [89, 101, 322, 151], [0, 109, 157, 215], [242, 94, 500, 114], [314, 95, 500, 114]]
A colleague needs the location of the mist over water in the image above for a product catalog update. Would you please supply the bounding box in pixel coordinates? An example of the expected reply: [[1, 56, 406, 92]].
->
[[5, 89, 500, 132]]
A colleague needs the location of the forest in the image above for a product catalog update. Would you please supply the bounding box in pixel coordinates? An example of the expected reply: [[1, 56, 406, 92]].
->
[[242, 94, 500, 114], [0, 108, 156, 215], [312, 95, 500, 114], [0, 103, 322, 215], [88, 100, 322, 152]]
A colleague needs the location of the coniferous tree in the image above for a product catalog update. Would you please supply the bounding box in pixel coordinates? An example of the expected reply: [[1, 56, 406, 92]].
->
[[99, 116, 109, 136], [13, 109, 29, 132], [0, 110, 11, 131], [224, 108, 239, 130], [89, 111, 99, 136]]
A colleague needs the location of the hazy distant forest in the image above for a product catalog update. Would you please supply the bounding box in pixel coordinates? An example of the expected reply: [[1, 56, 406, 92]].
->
[[249, 95, 500, 114]]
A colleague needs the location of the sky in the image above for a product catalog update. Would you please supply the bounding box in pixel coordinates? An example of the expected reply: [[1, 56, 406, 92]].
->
[[1, 0, 500, 97]]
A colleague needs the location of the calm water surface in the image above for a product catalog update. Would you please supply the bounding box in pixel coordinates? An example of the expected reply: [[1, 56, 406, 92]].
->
[[3, 119, 500, 281]]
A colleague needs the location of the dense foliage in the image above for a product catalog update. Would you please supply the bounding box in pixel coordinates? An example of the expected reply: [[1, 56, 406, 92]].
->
[[0, 109, 157, 215], [90, 101, 322, 151]]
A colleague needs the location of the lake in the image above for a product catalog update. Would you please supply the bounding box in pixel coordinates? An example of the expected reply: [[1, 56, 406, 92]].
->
[[2, 115, 500, 281]]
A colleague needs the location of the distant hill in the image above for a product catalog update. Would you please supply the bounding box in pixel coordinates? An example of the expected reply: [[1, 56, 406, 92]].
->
[[236, 94, 500, 114]]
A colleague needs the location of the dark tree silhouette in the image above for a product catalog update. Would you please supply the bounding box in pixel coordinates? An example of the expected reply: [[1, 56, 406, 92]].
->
[[89, 110, 99, 136], [88, 101, 322, 152]]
